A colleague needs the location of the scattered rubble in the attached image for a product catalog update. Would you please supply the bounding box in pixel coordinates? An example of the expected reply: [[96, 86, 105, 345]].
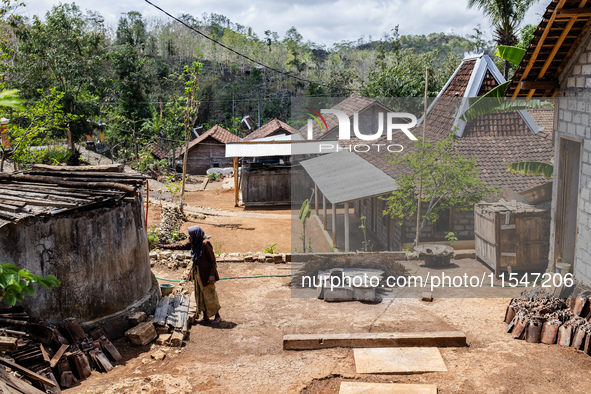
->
[[149, 250, 292, 269], [0, 306, 122, 392], [123, 293, 196, 351], [505, 287, 591, 353], [158, 205, 187, 244]]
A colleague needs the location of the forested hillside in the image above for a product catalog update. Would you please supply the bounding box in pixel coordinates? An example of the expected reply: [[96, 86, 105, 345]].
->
[[0, 2, 518, 166]]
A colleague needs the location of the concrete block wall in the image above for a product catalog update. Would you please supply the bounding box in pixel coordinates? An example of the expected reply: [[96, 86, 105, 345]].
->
[[555, 36, 591, 286]]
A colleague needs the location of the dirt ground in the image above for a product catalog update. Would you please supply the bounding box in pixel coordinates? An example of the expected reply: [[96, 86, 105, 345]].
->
[[66, 187, 591, 393], [147, 188, 292, 253], [70, 261, 591, 393]]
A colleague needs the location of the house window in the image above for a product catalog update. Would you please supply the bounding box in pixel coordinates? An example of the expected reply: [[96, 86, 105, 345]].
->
[[212, 162, 220, 168], [434, 208, 452, 234]]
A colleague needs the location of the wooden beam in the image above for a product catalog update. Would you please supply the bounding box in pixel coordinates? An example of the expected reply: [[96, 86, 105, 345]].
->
[[538, 16, 579, 78], [233, 157, 239, 207], [512, 0, 569, 99], [557, 18, 591, 75], [520, 80, 560, 90], [331, 203, 337, 247], [344, 202, 350, 252], [314, 184, 318, 216], [556, 7, 591, 17], [283, 331, 467, 350], [322, 195, 327, 230], [0, 356, 57, 387]]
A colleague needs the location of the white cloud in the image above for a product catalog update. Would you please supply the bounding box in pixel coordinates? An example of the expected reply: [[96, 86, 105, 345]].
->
[[23, 0, 551, 46]]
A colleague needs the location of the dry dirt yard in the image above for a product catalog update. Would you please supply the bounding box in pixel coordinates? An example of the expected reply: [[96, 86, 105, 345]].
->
[[66, 188, 591, 393]]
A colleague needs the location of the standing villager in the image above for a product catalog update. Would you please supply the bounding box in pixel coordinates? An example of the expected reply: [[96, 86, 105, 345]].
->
[[157, 225, 221, 324]]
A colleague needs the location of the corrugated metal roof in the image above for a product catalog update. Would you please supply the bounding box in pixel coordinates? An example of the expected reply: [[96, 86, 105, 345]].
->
[[226, 139, 338, 157], [300, 151, 398, 204]]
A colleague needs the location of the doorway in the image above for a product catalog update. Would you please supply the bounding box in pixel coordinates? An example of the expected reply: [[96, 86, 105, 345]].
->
[[553, 137, 581, 268]]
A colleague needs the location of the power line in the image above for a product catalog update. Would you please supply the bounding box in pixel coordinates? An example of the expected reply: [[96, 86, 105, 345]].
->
[[143, 0, 356, 93]]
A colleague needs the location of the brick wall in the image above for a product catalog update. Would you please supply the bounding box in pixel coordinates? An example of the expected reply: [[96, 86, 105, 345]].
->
[[554, 34, 591, 286]]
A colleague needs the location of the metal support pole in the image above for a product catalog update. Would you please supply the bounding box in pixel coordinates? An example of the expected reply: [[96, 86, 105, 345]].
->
[[344, 202, 350, 252]]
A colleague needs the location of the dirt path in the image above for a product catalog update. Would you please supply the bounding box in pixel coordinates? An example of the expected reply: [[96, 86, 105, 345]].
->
[[70, 262, 591, 394], [147, 189, 293, 253], [70, 186, 591, 393]]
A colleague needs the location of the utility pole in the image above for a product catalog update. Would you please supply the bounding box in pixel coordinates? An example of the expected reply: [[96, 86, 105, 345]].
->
[[415, 67, 429, 248], [257, 87, 262, 128]]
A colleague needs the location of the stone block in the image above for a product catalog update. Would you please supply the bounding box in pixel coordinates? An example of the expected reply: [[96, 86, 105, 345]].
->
[[225, 256, 243, 262], [156, 326, 170, 335], [285, 253, 292, 263], [151, 350, 166, 360], [156, 333, 171, 346], [353, 287, 376, 301], [125, 322, 157, 346], [273, 254, 283, 264], [128, 311, 147, 326], [421, 292, 433, 302], [169, 331, 184, 347], [324, 287, 355, 302]]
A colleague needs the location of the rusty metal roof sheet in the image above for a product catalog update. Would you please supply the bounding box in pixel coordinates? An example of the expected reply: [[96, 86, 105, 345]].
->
[[0, 170, 145, 227]]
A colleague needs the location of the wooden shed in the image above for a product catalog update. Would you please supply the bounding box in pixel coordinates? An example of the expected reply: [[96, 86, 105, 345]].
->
[[175, 125, 240, 175], [475, 200, 550, 277]]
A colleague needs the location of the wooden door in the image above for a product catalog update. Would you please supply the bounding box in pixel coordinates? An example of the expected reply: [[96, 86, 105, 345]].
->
[[553, 138, 581, 267]]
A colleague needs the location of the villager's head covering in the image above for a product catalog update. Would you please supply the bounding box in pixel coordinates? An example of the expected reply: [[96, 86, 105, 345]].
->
[[188, 225, 205, 263]]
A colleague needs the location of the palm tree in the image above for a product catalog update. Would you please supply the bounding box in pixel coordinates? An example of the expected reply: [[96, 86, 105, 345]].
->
[[467, 0, 540, 79]]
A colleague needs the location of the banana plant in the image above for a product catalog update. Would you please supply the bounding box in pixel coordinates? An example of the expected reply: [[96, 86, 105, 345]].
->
[[507, 157, 554, 178], [460, 46, 550, 124]]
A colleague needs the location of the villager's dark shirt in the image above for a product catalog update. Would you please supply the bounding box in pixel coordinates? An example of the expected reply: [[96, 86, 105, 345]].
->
[[162, 240, 219, 285]]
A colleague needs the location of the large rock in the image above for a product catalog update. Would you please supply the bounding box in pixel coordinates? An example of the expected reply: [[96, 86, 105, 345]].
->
[[125, 322, 157, 346]]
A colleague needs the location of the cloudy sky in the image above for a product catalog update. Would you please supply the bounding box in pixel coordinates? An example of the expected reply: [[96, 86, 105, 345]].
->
[[23, 0, 549, 46]]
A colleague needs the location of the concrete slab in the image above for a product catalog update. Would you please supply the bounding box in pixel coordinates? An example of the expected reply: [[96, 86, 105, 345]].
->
[[339, 382, 438, 393], [353, 347, 447, 374]]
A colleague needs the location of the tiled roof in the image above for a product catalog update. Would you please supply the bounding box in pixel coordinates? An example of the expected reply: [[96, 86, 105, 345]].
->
[[345, 53, 554, 193], [425, 60, 503, 137], [176, 125, 240, 158], [148, 144, 169, 160], [506, 0, 591, 98], [444, 60, 476, 97], [298, 96, 389, 140], [462, 111, 539, 138], [455, 132, 554, 192], [527, 108, 555, 132], [243, 119, 297, 141]]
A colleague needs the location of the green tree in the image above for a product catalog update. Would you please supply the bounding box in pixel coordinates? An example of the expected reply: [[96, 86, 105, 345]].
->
[[7, 3, 107, 150], [179, 62, 202, 212], [467, 0, 540, 79], [1, 88, 77, 170], [384, 134, 497, 247]]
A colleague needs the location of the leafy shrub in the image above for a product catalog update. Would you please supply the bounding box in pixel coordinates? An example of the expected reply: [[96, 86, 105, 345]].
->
[[264, 243, 277, 254], [0, 263, 60, 306], [207, 172, 220, 182], [131, 150, 168, 176], [147, 226, 160, 250]]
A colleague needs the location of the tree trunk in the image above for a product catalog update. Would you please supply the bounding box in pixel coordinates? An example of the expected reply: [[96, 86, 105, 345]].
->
[[504, 60, 509, 80], [179, 128, 189, 214]]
